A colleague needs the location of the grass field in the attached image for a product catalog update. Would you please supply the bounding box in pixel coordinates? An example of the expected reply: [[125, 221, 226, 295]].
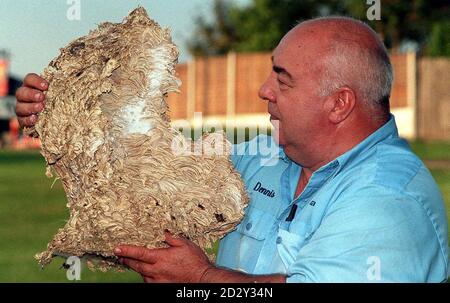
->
[[0, 150, 142, 282], [0, 140, 449, 282]]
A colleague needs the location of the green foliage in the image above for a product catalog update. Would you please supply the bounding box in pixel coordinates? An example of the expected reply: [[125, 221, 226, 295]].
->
[[188, 0, 237, 56], [189, 0, 450, 56], [351, 0, 450, 53], [189, 0, 345, 55], [425, 21, 450, 56], [228, 0, 340, 52]]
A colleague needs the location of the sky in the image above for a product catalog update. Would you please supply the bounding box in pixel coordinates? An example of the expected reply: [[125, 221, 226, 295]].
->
[[0, 0, 248, 79]]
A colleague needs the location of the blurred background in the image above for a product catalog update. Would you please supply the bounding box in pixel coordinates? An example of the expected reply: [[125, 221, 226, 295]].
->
[[0, 0, 449, 282]]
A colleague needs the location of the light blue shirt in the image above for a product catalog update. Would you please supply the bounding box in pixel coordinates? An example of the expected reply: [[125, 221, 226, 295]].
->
[[216, 116, 448, 282]]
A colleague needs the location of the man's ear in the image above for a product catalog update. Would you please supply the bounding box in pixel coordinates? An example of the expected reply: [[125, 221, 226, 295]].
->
[[324, 86, 356, 124]]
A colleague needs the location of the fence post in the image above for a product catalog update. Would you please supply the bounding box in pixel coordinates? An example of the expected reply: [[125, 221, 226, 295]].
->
[[227, 52, 236, 117], [187, 58, 196, 121], [406, 51, 417, 139]]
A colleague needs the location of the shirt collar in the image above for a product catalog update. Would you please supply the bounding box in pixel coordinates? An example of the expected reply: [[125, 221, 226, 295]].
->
[[333, 114, 399, 173]]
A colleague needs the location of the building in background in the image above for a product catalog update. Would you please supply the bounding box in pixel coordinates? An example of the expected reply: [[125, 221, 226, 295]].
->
[[0, 50, 9, 97], [0, 50, 13, 147], [0, 50, 39, 149]]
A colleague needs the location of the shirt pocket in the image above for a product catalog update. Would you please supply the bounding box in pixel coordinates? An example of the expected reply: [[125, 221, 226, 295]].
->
[[236, 205, 274, 240], [276, 222, 310, 269]]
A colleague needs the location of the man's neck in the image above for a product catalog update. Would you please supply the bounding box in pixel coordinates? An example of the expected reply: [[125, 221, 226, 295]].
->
[[292, 115, 389, 199], [294, 168, 313, 199], [299, 115, 387, 172]]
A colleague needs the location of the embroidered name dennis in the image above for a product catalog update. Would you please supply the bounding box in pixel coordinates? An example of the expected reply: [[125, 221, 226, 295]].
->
[[253, 182, 275, 198]]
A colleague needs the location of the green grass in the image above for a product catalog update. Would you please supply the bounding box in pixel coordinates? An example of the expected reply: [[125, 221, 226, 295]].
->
[[0, 140, 449, 282], [0, 150, 141, 282], [409, 140, 450, 161]]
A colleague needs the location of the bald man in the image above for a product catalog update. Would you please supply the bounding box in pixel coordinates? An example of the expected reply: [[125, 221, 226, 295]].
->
[[16, 17, 448, 282]]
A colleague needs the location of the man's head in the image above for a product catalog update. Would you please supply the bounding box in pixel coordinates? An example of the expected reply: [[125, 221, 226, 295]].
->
[[259, 16, 393, 169]]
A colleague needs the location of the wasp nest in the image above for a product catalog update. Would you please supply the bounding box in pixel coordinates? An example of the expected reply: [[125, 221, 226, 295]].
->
[[25, 7, 248, 271]]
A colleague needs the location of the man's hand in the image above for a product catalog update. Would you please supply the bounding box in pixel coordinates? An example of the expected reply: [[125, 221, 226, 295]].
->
[[115, 232, 286, 283], [114, 232, 213, 283], [15, 73, 48, 128]]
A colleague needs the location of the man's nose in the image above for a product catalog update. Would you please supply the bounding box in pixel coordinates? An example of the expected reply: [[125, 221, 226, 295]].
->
[[258, 80, 276, 103]]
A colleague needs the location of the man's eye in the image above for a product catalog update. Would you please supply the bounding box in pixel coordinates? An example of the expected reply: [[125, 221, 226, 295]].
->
[[277, 78, 289, 88]]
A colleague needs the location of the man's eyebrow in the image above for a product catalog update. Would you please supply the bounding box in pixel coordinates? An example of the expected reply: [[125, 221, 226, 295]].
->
[[271, 56, 293, 80]]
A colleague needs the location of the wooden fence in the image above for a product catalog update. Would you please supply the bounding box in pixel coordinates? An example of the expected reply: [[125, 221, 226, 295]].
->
[[417, 58, 450, 141], [167, 51, 448, 140]]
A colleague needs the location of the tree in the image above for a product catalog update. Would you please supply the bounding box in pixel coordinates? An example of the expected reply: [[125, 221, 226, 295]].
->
[[232, 0, 354, 52], [189, 0, 346, 55], [188, 0, 237, 56], [344, 0, 450, 52], [188, 0, 450, 56], [425, 21, 450, 56]]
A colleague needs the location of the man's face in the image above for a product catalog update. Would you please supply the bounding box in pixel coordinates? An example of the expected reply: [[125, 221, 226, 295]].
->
[[258, 28, 329, 158]]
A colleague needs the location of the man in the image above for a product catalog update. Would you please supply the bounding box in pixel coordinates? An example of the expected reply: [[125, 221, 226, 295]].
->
[[16, 17, 448, 282]]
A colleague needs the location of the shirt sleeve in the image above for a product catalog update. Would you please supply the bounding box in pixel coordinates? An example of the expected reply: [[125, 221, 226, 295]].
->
[[285, 188, 447, 282]]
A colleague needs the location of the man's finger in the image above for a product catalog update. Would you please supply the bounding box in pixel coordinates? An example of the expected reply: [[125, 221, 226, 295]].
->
[[114, 245, 159, 263], [15, 101, 44, 117], [121, 258, 154, 277], [23, 73, 48, 90], [17, 115, 38, 128], [164, 232, 188, 247], [15, 87, 45, 103]]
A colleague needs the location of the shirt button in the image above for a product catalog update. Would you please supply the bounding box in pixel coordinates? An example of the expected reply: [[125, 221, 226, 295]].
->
[[246, 223, 252, 230], [276, 236, 282, 244]]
